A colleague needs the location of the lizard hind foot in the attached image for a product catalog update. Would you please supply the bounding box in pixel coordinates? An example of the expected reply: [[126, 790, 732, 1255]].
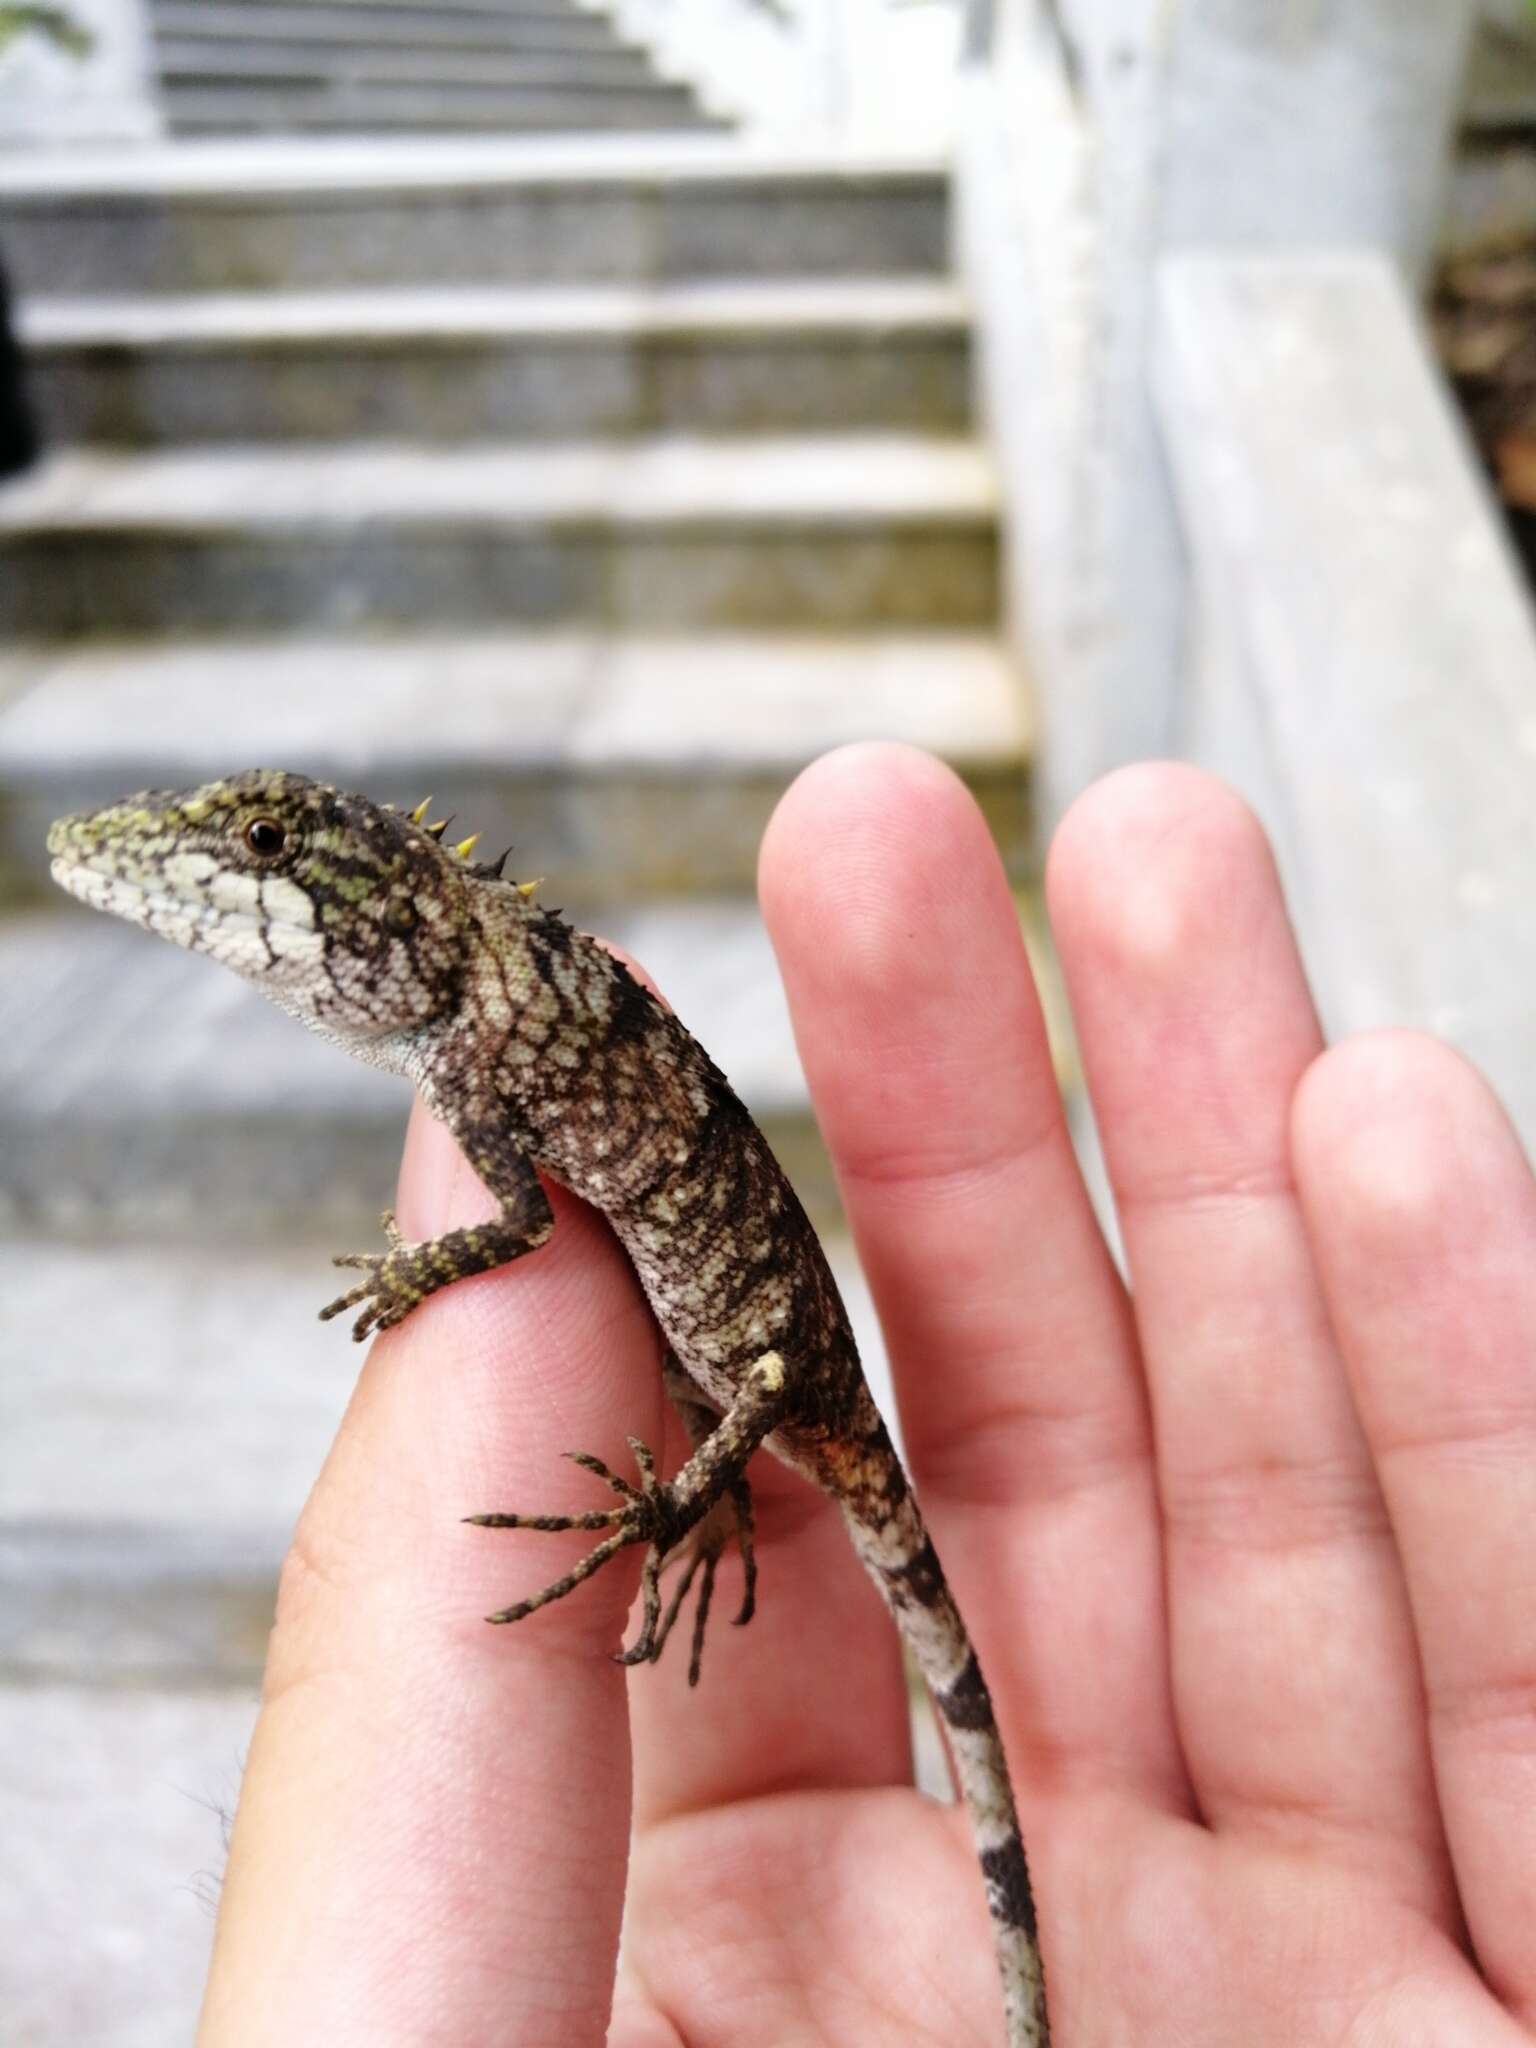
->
[[470, 1432, 681, 1632], [471, 1352, 785, 1672], [629, 1474, 756, 1687]]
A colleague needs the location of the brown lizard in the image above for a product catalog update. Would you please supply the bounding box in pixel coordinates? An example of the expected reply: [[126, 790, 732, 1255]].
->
[[48, 768, 1050, 2046]]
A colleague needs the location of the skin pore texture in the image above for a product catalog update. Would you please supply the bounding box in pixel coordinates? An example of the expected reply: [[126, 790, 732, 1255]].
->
[[49, 764, 1047, 2047]]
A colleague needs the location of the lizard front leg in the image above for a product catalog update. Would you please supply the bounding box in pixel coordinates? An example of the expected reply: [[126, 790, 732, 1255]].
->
[[320, 1129, 553, 1341], [466, 1350, 787, 1659]]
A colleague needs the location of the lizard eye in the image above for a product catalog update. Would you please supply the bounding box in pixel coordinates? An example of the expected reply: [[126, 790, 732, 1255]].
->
[[244, 816, 287, 859]]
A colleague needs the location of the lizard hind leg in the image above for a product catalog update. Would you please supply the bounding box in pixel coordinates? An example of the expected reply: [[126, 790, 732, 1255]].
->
[[468, 1351, 785, 1665], [643, 1472, 755, 1687], [643, 1356, 761, 1685]]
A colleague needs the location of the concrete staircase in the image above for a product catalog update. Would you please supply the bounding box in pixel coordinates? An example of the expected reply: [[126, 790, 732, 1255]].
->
[[0, 134, 1029, 2040], [148, 0, 723, 136]]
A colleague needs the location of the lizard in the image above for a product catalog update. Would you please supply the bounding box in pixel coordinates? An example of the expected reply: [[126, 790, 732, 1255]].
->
[[47, 767, 1050, 2048]]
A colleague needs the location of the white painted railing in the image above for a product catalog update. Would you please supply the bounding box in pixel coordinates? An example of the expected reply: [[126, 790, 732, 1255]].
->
[[958, 0, 1536, 1144], [1154, 252, 1536, 1139]]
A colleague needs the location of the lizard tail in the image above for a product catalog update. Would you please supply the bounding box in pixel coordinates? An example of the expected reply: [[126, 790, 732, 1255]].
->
[[839, 1437, 1050, 2047]]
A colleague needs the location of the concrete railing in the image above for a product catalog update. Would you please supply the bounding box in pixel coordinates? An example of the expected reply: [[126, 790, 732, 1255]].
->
[[1154, 252, 1536, 1141], [958, 0, 1536, 1145]]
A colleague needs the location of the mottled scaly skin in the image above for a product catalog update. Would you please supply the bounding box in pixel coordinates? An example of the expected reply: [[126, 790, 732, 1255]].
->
[[48, 770, 1048, 2046]]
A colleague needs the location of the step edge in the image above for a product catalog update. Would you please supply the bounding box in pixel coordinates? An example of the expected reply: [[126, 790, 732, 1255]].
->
[[19, 280, 972, 351]]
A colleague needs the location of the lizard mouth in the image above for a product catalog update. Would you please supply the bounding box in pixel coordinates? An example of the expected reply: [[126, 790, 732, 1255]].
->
[[49, 841, 326, 987], [50, 853, 238, 950]]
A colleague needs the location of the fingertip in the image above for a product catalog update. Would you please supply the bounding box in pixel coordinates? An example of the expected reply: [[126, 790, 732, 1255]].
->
[[759, 741, 1015, 998], [1292, 1030, 1525, 1254], [761, 740, 981, 900], [762, 740, 969, 865], [1045, 764, 1318, 1189], [1046, 762, 1277, 985], [1293, 1028, 1456, 1158]]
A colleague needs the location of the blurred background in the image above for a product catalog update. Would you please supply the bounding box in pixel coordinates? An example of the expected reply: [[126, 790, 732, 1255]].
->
[[1, 1, 1533, 2039]]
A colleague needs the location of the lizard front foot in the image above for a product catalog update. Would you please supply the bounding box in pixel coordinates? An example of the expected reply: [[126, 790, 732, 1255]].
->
[[320, 1212, 421, 1340]]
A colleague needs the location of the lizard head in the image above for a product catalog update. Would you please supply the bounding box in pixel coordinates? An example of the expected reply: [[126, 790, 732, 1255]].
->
[[47, 769, 482, 1048]]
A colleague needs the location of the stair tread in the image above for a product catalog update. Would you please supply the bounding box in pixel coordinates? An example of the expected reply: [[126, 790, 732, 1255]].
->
[[0, 434, 996, 531], [151, 7, 638, 56], [165, 115, 727, 136], [0, 897, 818, 1122], [156, 0, 636, 16], [0, 132, 948, 201], [154, 52, 662, 87], [0, 629, 1024, 775], [0, 1228, 887, 1535], [160, 86, 708, 115], [19, 276, 969, 349]]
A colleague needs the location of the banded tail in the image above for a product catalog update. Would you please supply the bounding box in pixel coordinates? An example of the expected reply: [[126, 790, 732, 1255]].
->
[[845, 1472, 1049, 2046]]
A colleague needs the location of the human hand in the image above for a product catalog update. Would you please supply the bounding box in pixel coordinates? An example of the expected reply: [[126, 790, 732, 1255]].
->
[[197, 748, 1536, 2045]]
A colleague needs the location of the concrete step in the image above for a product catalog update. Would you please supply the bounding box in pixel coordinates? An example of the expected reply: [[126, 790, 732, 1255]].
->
[[0, 624, 1029, 898], [154, 43, 662, 87], [0, 1681, 251, 2043], [1, 1523, 287, 1693], [160, 82, 717, 138], [159, 0, 631, 17], [0, 1241, 356, 1540], [0, 435, 998, 634], [0, 1229, 892, 1683], [20, 281, 970, 444], [153, 0, 635, 24], [0, 137, 950, 294], [152, 2, 639, 57]]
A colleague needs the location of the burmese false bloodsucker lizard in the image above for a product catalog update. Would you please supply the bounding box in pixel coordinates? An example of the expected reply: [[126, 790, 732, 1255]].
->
[[49, 768, 1049, 2047]]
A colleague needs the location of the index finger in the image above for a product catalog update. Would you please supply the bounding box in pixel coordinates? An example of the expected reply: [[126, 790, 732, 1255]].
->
[[200, 1101, 663, 2048]]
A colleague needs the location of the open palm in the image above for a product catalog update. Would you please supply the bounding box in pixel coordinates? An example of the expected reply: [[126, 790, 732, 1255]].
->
[[199, 750, 1536, 2048]]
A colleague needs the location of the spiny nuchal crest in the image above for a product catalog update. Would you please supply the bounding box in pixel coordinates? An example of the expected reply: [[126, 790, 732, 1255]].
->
[[48, 770, 490, 1052]]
